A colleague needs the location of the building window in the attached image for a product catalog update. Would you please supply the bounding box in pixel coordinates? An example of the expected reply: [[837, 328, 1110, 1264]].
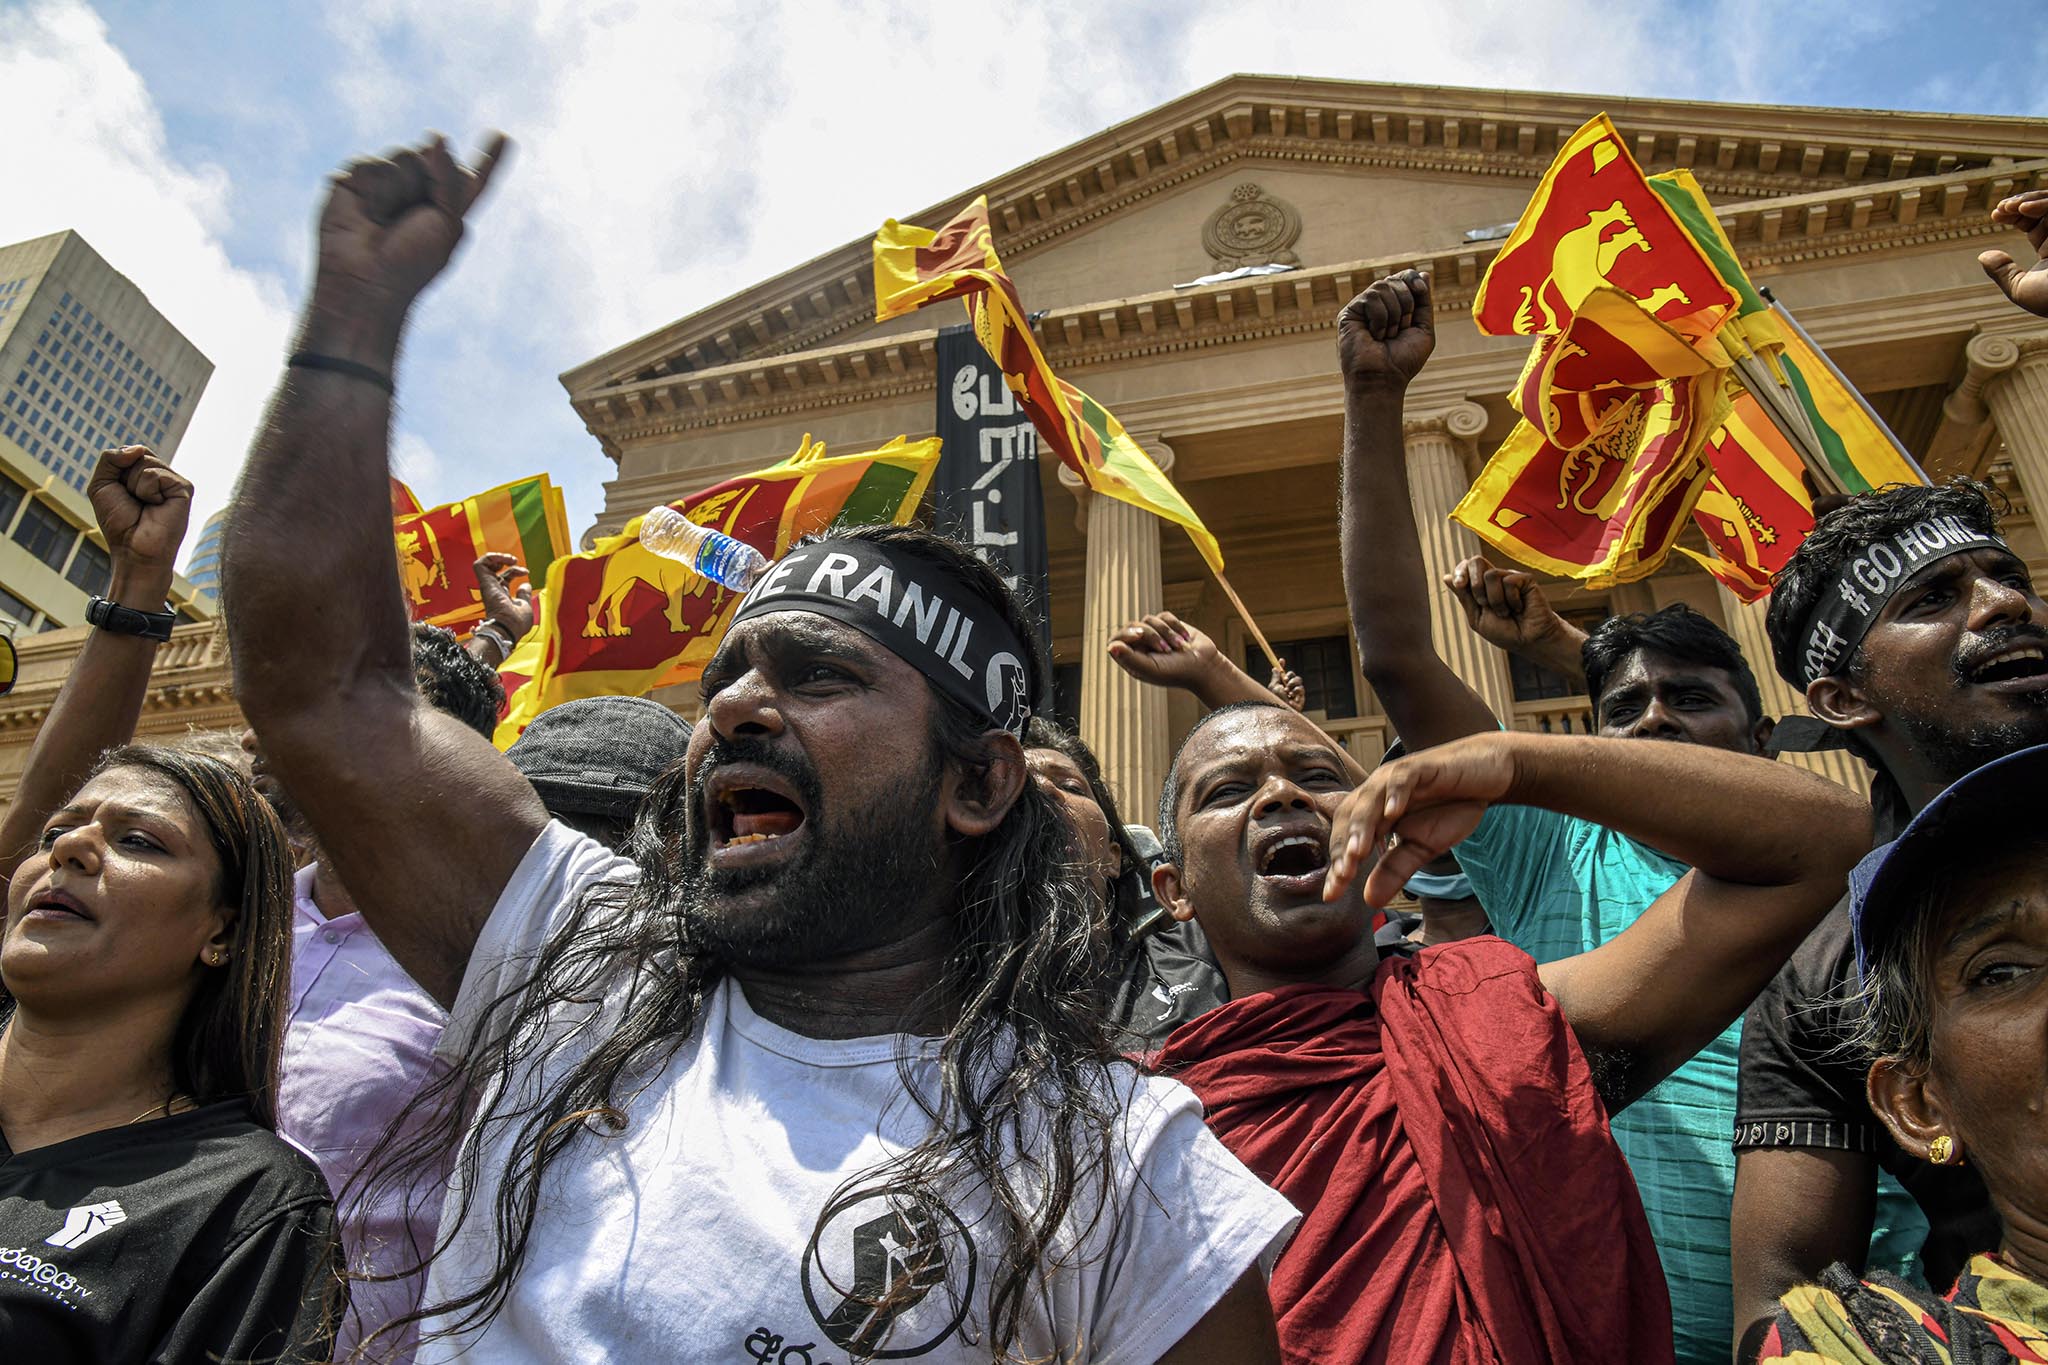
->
[[1245, 634, 1360, 720], [64, 539, 112, 596], [12, 499, 73, 570], [0, 584, 33, 630], [0, 472, 23, 533]]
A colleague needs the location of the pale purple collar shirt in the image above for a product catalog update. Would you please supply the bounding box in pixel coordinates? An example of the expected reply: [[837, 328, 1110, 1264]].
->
[[277, 864, 452, 1364]]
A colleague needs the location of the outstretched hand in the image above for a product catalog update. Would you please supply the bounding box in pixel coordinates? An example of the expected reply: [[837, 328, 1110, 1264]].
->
[[1982, 189, 2048, 317], [1337, 269, 1435, 395], [1107, 611, 1223, 691], [1269, 662, 1306, 711], [312, 131, 510, 333], [473, 552, 536, 638], [1322, 734, 1518, 907], [87, 445, 193, 589]]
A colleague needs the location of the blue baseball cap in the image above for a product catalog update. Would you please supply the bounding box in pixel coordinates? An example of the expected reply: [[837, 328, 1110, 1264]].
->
[[1850, 741, 2048, 979]]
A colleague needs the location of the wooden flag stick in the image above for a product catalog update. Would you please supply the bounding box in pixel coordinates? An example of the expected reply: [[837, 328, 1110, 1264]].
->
[[1212, 566, 1283, 673]]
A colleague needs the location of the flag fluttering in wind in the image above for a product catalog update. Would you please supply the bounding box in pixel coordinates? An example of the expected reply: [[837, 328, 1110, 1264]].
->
[[493, 436, 941, 747], [873, 197, 1224, 572], [392, 474, 571, 634], [1457, 116, 1925, 598]]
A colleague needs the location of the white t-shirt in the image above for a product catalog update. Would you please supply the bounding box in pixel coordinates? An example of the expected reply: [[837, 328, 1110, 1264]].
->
[[419, 822, 1297, 1364]]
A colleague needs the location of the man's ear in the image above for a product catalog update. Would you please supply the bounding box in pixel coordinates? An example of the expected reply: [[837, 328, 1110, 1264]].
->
[[942, 731, 1027, 839], [1868, 1055, 1955, 1163], [1807, 674, 1882, 733], [1750, 714, 1776, 755], [1153, 860, 1198, 923]]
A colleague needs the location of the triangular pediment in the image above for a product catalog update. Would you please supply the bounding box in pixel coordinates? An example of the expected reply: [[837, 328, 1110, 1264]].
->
[[563, 73, 2048, 406]]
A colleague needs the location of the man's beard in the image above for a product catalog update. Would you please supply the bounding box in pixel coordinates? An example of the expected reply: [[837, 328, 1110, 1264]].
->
[[674, 735, 949, 969], [1894, 623, 2048, 784]]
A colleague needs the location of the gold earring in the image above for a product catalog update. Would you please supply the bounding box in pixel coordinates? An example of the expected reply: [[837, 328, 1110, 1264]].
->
[[207, 948, 227, 967], [1929, 1134, 1958, 1166]]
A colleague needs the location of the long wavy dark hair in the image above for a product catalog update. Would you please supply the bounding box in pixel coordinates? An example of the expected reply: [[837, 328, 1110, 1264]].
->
[[1, 746, 297, 1127], [355, 525, 1132, 1362]]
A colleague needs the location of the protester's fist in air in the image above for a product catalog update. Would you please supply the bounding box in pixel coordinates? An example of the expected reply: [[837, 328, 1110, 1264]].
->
[[1269, 662, 1306, 711], [314, 131, 510, 326], [1337, 269, 1435, 394], [473, 552, 536, 638], [1107, 612, 1221, 691], [1982, 189, 2048, 318], [87, 445, 193, 582], [1444, 555, 1567, 654], [1322, 733, 1519, 908]]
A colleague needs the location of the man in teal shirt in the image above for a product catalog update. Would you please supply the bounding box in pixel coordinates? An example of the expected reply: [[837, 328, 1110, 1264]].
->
[[1335, 267, 1799, 1361]]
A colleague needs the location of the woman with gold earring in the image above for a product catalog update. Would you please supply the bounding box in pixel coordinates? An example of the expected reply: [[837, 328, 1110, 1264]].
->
[[0, 448, 338, 1361], [1759, 744, 2048, 1362]]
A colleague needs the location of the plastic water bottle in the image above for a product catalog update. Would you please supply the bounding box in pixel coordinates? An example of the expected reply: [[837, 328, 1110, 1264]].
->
[[637, 506, 770, 591]]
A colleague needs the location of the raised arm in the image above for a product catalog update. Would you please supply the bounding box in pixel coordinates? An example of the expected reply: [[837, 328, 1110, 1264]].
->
[[1108, 611, 1368, 782], [1442, 554, 1590, 689], [224, 132, 545, 1007], [1337, 272, 1497, 751], [0, 446, 191, 883], [1324, 731, 1866, 1108]]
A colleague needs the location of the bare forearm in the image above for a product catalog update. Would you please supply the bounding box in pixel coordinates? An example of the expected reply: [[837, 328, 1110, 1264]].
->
[[0, 564, 168, 879], [225, 306, 412, 720], [1521, 621, 1591, 686], [1503, 732, 1865, 886], [1340, 388, 1494, 746]]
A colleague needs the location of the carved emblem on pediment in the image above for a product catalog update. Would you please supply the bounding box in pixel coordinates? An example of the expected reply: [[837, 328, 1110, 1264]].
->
[[1202, 183, 1302, 269]]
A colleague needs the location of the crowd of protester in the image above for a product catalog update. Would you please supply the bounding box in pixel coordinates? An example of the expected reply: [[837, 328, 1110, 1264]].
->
[[3, 132, 2048, 1365]]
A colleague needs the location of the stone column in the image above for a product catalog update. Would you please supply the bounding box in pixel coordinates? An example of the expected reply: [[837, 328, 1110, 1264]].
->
[[1403, 402, 1516, 721], [1966, 331, 2048, 517], [1715, 584, 1871, 796], [1061, 441, 1172, 817]]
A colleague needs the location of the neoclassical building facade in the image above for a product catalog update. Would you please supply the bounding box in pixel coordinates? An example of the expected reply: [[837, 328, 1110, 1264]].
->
[[4, 76, 2046, 817]]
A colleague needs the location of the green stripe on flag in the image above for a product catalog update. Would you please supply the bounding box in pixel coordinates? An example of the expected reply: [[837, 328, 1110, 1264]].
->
[[1780, 356, 1876, 495], [832, 462, 918, 528], [509, 479, 556, 574], [1649, 178, 1767, 316]]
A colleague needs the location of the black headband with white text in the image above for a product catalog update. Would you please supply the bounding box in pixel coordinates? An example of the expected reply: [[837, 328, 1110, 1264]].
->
[[1793, 515, 2010, 687], [730, 540, 1033, 735]]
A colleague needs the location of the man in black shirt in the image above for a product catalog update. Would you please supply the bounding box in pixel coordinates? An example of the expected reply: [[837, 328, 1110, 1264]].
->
[[1730, 477, 2048, 1357]]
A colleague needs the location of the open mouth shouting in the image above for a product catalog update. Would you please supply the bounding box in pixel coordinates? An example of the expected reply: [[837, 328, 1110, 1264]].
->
[[704, 765, 811, 868], [1251, 822, 1333, 899], [1965, 638, 2048, 693]]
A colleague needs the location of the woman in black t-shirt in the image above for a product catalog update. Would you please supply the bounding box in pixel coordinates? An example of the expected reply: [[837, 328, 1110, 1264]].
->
[[0, 745, 339, 1362]]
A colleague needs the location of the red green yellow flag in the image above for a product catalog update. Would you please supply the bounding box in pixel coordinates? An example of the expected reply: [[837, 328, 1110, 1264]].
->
[[1679, 391, 1815, 598], [393, 474, 572, 634], [494, 436, 941, 747], [873, 197, 1223, 572]]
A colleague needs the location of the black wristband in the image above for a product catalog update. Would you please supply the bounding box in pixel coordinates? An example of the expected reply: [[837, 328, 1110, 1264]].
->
[[86, 596, 177, 643], [287, 351, 394, 394]]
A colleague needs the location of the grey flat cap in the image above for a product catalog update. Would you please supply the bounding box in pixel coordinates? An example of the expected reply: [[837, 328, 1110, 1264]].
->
[[507, 696, 692, 820]]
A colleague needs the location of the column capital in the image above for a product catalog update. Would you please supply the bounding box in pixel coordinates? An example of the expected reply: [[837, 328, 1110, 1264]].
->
[[1401, 401, 1488, 444], [1948, 328, 2048, 425]]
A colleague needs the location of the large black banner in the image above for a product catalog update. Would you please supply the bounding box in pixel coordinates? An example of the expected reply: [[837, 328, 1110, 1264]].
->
[[930, 324, 1052, 649]]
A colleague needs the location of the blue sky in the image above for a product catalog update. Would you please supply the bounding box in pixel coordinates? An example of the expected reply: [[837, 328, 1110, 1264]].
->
[[3, 0, 2042, 567]]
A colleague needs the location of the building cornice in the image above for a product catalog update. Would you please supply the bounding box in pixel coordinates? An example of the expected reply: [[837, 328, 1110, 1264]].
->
[[572, 158, 2047, 458], [561, 75, 2048, 413]]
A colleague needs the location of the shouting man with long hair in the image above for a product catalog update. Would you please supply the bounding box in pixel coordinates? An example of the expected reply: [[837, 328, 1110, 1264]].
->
[[223, 132, 1295, 1364]]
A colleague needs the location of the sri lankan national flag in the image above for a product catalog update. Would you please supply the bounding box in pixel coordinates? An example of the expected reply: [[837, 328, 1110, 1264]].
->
[[393, 474, 572, 634], [1679, 391, 1813, 598], [493, 436, 941, 747], [874, 197, 1223, 571]]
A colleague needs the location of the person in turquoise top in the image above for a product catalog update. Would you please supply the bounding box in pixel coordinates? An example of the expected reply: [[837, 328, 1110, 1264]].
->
[[1332, 267, 1893, 1362]]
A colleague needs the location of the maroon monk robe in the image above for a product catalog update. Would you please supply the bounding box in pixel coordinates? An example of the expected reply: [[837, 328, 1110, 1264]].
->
[[1157, 937, 1673, 1365]]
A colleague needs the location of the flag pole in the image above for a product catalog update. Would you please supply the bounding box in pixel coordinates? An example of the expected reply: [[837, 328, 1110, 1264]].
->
[[1211, 566, 1283, 673], [1760, 288, 1932, 486], [1729, 348, 1844, 494]]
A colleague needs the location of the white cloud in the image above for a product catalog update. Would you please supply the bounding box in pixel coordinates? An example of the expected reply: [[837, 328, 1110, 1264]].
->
[[0, 0, 296, 567]]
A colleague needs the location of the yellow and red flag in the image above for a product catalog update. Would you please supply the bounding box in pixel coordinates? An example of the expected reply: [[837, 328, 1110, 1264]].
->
[[1474, 116, 1736, 343], [393, 474, 573, 634], [874, 198, 1223, 571], [1680, 391, 1814, 598], [1453, 373, 1724, 585], [493, 436, 941, 747]]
